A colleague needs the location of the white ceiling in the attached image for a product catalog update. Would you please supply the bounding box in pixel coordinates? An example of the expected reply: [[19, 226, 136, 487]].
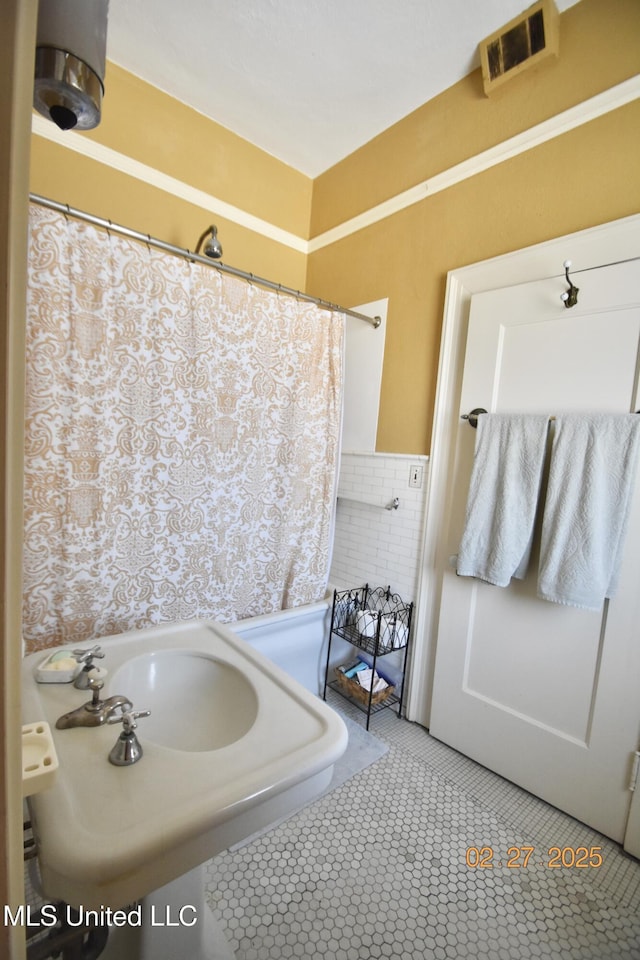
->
[[106, 0, 581, 178]]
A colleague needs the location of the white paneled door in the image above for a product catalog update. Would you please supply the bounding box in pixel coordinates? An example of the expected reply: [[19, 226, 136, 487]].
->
[[429, 258, 640, 854]]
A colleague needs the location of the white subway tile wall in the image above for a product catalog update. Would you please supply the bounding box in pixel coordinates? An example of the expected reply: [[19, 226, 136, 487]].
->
[[330, 452, 429, 603]]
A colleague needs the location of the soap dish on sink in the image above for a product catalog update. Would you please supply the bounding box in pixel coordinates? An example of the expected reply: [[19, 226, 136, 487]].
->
[[34, 650, 82, 683], [22, 721, 58, 797]]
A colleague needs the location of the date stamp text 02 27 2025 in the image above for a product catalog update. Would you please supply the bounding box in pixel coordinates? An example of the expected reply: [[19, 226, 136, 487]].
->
[[465, 846, 604, 870]]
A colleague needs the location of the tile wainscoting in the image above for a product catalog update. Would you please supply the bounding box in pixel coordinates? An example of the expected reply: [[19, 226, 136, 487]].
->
[[330, 451, 429, 605]]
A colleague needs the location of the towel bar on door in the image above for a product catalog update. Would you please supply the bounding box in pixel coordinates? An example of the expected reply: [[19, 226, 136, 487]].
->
[[460, 408, 487, 428], [460, 409, 640, 428]]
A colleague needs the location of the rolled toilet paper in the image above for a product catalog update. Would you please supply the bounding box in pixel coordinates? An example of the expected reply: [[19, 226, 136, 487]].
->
[[380, 615, 409, 650], [355, 609, 379, 639]]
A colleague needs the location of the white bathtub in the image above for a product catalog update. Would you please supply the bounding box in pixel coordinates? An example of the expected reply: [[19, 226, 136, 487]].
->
[[229, 592, 352, 695]]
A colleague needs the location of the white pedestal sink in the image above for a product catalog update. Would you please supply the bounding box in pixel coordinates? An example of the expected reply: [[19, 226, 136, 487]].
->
[[22, 620, 348, 959], [98, 866, 235, 960]]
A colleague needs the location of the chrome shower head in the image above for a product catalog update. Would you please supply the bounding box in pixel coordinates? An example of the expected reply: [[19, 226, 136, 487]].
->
[[195, 225, 223, 260]]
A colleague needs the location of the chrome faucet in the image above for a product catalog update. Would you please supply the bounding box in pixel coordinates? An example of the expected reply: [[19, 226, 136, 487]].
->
[[108, 707, 151, 765], [72, 643, 106, 689], [56, 677, 133, 729]]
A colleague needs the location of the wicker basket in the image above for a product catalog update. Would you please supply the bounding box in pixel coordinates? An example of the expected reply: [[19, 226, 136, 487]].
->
[[334, 667, 394, 707]]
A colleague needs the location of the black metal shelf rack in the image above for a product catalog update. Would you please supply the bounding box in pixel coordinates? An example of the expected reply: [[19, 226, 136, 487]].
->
[[322, 584, 413, 729]]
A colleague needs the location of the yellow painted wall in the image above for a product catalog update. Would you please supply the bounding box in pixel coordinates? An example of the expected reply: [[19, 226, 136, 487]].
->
[[93, 65, 311, 239], [310, 0, 640, 236], [29, 0, 640, 457], [308, 0, 640, 453], [30, 63, 312, 288]]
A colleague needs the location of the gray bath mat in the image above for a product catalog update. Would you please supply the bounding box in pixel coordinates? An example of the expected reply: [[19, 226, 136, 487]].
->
[[328, 712, 389, 790]]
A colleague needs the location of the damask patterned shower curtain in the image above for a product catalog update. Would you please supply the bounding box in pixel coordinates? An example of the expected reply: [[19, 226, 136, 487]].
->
[[23, 204, 344, 653]]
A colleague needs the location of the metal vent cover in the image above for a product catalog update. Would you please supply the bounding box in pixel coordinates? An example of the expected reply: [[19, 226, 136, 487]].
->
[[479, 0, 559, 95]]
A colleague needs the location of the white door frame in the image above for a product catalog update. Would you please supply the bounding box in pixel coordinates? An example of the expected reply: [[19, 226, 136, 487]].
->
[[406, 213, 640, 729]]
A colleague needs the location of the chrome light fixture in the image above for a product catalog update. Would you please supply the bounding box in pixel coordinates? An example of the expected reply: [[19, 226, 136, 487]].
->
[[195, 225, 223, 260], [33, 0, 109, 131]]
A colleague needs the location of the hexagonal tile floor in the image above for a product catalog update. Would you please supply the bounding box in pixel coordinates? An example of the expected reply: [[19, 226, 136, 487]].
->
[[204, 691, 640, 960]]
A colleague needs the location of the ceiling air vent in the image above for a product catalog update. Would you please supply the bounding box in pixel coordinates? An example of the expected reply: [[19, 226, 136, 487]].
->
[[479, 0, 559, 95]]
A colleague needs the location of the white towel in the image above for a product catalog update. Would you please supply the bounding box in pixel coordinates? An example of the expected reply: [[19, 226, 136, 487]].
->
[[456, 414, 549, 586], [538, 413, 640, 610]]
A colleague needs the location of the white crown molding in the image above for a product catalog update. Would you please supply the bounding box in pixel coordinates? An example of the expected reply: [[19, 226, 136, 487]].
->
[[32, 75, 639, 256], [31, 112, 308, 254], [307, 75, 640, 252]]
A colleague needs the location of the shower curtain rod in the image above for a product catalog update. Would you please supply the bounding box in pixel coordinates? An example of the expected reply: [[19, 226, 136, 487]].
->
[[29, 194, 382, 329]]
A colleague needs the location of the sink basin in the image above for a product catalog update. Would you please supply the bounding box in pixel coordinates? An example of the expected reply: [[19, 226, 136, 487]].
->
[[110, 651, 258, 751], [22, 620, 348, 912]]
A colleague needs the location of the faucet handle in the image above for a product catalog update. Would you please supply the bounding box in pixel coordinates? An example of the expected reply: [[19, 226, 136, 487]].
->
[[73, 646, 106, 689], [108, 707, 151, 733], [108, 708, 150, 766], [72, 644, 105, 664]]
